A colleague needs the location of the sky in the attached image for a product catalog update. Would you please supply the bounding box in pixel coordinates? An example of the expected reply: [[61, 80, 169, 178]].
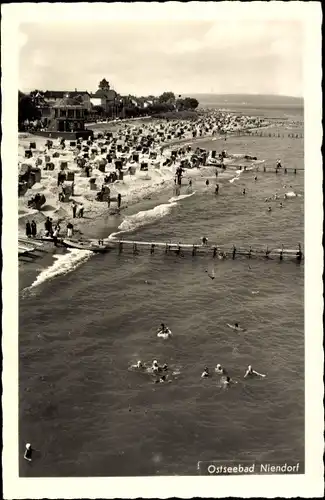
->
[[18, 18, 303, 97]]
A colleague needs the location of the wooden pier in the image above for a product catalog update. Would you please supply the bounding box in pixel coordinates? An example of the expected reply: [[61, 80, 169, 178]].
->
[[221, 163, 305, 175], [106, 239, 304, 262], [231, 131, 304, 139], [18, 235, 303, 263], [211, 164, 303, 174]]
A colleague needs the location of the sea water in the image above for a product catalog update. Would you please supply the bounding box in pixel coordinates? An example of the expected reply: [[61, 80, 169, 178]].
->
[[19, 104, 304, 477]]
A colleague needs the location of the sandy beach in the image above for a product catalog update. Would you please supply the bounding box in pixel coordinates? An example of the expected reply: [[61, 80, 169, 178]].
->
[[18, 111, 268, 242]]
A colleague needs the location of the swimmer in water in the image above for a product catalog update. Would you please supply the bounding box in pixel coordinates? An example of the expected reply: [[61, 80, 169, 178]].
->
[[242, 188, 246, 195], [152, 359, 160, 373], [244, 365, 266, 378], [162, 363, 168, 371], [155, 375, 167, 383], [279, 202, 283, 208], [268, 206, 272, 212], [24, 443, 33, 462], [130, 360, 145, 370], [215, 364, 228, 375], [201, 367, 210, 378]]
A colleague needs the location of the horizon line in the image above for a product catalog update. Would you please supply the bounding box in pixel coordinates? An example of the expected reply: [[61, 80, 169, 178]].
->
[[18, 88, 303, 100]]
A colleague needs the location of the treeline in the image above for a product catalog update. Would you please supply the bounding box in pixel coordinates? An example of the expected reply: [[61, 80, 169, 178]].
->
[[18, 90, 41, 126], [122, 92, 199, 119]]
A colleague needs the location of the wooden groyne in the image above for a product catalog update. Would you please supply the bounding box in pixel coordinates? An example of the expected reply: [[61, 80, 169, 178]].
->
[[108, 239, 304, 262], [212, 165, 303, 174], [231, 130, 303, 139]]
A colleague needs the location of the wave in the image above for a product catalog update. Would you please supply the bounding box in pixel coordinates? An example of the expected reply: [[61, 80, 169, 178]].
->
[[112, 201, 178, 236], [168, 191, 195, 203], [108, 190, 196, 240], [29, 249, 93, 289]]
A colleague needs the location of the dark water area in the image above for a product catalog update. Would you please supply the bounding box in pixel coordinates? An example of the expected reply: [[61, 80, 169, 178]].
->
[[19, 104, 304, 477]]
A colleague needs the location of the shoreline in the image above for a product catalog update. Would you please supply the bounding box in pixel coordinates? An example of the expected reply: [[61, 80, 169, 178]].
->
[[18, 112, 285, 272]]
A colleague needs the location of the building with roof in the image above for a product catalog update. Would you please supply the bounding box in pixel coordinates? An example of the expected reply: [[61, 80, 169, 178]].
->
[[34, 94, 93, 139], [89, 81, 119, 117], [40, 80, 122, 120], [43, 90, 92, 110]]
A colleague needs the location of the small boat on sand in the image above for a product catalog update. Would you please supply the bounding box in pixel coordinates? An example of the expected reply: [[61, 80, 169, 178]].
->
[[62, 238, 113, 253]]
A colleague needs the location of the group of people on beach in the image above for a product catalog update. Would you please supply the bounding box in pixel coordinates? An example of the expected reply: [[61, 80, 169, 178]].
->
[[25, 220, 37, 238], [72, 201, 84, 219]]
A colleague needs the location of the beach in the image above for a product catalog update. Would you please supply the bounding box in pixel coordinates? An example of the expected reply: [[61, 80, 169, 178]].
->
[[18, 110, 271, 283], [19, 99, 304, 476]]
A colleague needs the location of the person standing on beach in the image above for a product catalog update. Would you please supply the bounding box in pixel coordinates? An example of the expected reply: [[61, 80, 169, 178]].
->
[[117, 193, 122, 208], [31, 220, 37, 237], [72, 201, 77, 218], [44, 217, 52, 237], [25, 221, 32, 238], [52, 227, 58, 247], [67, 222, 73, 238], [78, 204, 84, 218], [215, 183, 219, 195]]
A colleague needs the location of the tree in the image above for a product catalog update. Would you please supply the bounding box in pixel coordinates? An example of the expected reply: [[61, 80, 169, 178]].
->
[[29, 89, 46, 107], [176, 98, 186, 111], [18, 91, 41, 127], [98, 78, 110, 90], [183, 97, 199, 109], [158, 91, 175, 104]]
